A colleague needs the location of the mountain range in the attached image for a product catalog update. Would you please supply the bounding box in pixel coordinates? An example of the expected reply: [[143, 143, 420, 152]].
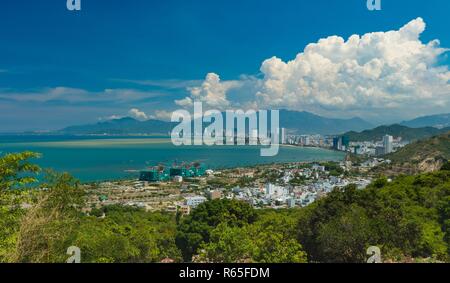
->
[[278, 110, 372, 135], [343, 124, 450, 142], [49, 111, 450, 137], [400, 113, 450, 129], [60, 117, 175, 136], [56, 110, 373, 136]]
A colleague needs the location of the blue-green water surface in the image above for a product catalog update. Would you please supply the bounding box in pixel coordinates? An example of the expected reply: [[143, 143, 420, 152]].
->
[[0, 136, 345, 182]]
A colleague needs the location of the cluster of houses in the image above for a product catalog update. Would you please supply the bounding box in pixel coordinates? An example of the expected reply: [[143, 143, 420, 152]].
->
[[176, 162, 373, 212]]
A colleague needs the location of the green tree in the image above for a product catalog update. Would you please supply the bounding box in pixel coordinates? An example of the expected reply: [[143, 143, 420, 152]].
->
[[441, 161, 450, 171], [250, 212, 307, 263], [0, 152, 40, 262], [14, 172, 84, 263], [0, 151, 40, 190], [197, 212, 307, 263], [74, 206, 181, 263], [298, 171, 450, 262], [316, 205, 375, 263], [196, 223, 255, 263], [176, 199, 257, 261]]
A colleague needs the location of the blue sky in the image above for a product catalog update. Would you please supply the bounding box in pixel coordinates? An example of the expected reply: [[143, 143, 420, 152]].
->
[[0, 0, 449, 131]]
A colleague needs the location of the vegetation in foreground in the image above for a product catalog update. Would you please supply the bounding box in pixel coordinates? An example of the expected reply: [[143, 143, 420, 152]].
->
[[0, 152, 449, 263]]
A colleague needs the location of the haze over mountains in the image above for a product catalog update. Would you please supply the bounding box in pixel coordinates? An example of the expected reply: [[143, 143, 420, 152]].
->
[[61, 117, 175, 136], [344, 113, 450, 142], [400, 113, 450, 129], [24, 111, 450, 137], [344, 124, 450, 142], [56, 110, 373, 136], [278, 110, 372, 135]]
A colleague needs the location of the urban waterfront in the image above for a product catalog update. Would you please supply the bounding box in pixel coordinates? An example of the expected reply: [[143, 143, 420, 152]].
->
[[0, 136, 345, 182]]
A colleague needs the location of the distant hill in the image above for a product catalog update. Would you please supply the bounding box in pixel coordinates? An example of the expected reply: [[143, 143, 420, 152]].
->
[[343, 124, 449, 142], [401, 113, 450, 129], [60, 117, 175, 135], [279, 110, 372, 135], [56, 110, 373, 136], [385, 131, 450, 173]]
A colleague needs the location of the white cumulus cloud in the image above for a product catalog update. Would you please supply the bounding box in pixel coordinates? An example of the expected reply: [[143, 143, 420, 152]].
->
[[176, 73, 241, 110], [150, 110, 173, 121], [256, 17, 450, 118], [181, 18, 450, 122], [128, 108, 149, 121], [0, 87, 163, 104]]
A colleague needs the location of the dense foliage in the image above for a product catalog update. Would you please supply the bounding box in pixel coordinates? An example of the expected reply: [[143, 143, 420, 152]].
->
[[73, 206, 181, 263], [0, 152, 40, 262], [0, 152, 181, 263], [176, 199, 258, 261], [195, 210, 307, 263], [298, 171, 450, 262]]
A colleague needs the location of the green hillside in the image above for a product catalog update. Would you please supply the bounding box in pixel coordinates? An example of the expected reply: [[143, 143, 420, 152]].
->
[[387, 131, 450, 167], [344, 124, 448, 142]]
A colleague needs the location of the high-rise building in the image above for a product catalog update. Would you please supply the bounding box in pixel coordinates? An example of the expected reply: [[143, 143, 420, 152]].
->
[[341, 136, 350, 148], [281, 128, 286, 144], [304, 135, 310, 146], [383, 135, 393, 154], [333, 136, 343, 150]]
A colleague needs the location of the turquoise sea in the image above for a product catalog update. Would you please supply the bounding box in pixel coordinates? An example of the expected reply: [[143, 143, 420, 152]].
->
[[0, 136, 345, 182]]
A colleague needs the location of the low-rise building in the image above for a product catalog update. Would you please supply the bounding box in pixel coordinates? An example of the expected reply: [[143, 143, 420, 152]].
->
[[177, 205, 191, 216], [185, 196, 207, 208], [207, 190, 222, 200]]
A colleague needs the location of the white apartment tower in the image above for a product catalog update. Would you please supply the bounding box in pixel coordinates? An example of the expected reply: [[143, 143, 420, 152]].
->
[[281, 128, 286, 144], [383, 135, 393, 154]]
